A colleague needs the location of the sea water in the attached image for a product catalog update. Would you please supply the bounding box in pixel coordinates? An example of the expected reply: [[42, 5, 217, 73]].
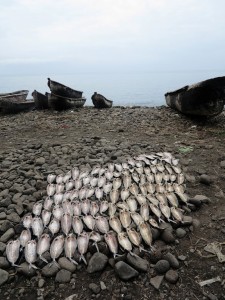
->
[[0, 70, 224, 107]]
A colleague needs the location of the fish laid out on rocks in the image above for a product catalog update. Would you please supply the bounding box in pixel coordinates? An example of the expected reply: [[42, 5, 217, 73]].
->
[[6, 152, 190, 268]]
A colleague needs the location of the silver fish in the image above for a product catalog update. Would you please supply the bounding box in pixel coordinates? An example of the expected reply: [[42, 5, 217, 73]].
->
[[127, 227, 142, 249], [173, 183, 185, 194], [170, 174, 177, 182], [95, 187, 103, 200], [155, 183, 165, 193], [140, 203, 150, 221], [56, 174, 64, 184], [117, 201, 129, 211], [72, 200, 82, 216], [63, 171, 72, 183], [135, 194, 147, 205], [83, 175, 91, 186], [113, 171, 121, 177], [105, 170, 114, 181], [72, 167, 80, 180], [139, 183, 147, 195], [165, 164, 173, 174], [19, 229, 31, 248], [139, 222, 153, 248], [163, 173, 170, 182], [103, 182, 113, 194], [25, 240, 38, 269], [172, 165, 182, 174], [146, 174, 155, 183], [172, 158, 179, 166], [47, 174, 56, 184], [37, 233, 51, 263], [91, 165, 101, 176], [56, 183, 64, 194], [89, 231, 102, 252], [115, 163, 123, 172], [165, 182, 174, 193], [61, 213, 72, 236], [149, 204, 164, 223], [119, 209, 131, 229], [69, 190, 79, 201], [149, 218, 160, 229], [131, 212, 144, 226], [96, 216, 109, 234], [81, 199, 91, 215], [108, 163, 115, 172], [47, 184, 56, 196], [128, 158, 136, 167], [78, 187, 87, 200], [65, 180, 74, 191], [145, 182, 156, 194], [32, 217, 44, 239], [177, 173, 185, 185], [165, 192, 179, 207], [129, 183, 139, 196], [62, 199, 73, 215], [132, 172, 140, 183], [155, 193, 168, 205], [90, 177, 98, 188], [109, 216, 122, 233], [50, 235, 64, 267], [155, 173, 163, 184], [156, 163, 165, 172], [52, 205, 64, 220], [75, 179, 82, 190], [43, 197, 53, 211], [176, 192, 189, 205], [109, 189, 119, 204], [77, 232, 89, 264], [6, 239, 20, 267], [113, 178, 122, 190], [41, 209, 51, 227], [32, 201, 43, 216], [108, 203, 117, 216], [135, 167, 144, 175], [144, 167, 151, 175], [118, 232, 133, 253], [146, 195, 159, 206], [98, 176, 106, 188], [171, 207, 183, 222], [159, 203, 173, 222], [48, 218, 60, 235], [90, 201, 99, 216], [123, 174, 132, 189], [150, 165, 157, 174], [121, 189, 130, 201], [64, 233, 78, 265], [126, 197, 138, 212], [54, 193, 63, 205], [86, 188, 95, 198], [72, 216, 83, 235], [83, 215, 95, 230], [79, 169, 89, 180], [99, 200, 109, 215], [104, 231, 118, 258], [23, 214, 33, 229]]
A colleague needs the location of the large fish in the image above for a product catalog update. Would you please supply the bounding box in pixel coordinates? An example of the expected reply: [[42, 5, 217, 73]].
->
[[32, 217, 44, 239], [96, 216, 109, 234], [6, 239, 20, 267], [37, 233, 51, 263], [25, 240, 38, 269], [77, 232, 89, 264], [109, 216, 122, 233], [64, 233, 78, 265], [50, 235, 64, 268], [104, 231, 118, 258], [72, 216, 83, 235], [61, 213, 72, 236]]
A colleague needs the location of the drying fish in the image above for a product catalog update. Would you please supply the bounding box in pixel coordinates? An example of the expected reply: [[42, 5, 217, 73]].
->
[[126, 197, 138, 212], [83, 215, 95, 230], [149, 204, 164, 223], [119, 209, 131, 229], [65, 180, 74, 191], [56, 183, 64, 194], [56, 174, 64, 184], [139, 222, 153, 249], [95, 187, 103, 200], [91, 165, 101, 176], [103, 182, 113, 194], [108, 203, 117, 216], [113, 178, 122, 190], [63, 191, 71, 201], [6, 239, 20, 267], [90, 177, 98, 187], [52, 205, 63, 220], [86, 188, 95, 198], [118, 232, 133, 254], [126, 227, 142, 250], [173, 183, 185, 194], [47, 184, 56, 196], [123, 174, 132, 189], [136, 194, 147, 205], [41, 209, 51, 227], [109, 216, 122, 233], [54, 193, 63, 205], [100, 200, 109, 215], [172, 165, 182, 174], [163, 173, 170, 182], [128, 158, 136, 167], [48, 218, 60, 235], [75, 179, 82, 190], [139, 183, 147, 196], [50, 235, 64, 267], [176, 192, 189, 205], [47, 174, 56, 184], [78, 187, 86, 200], [159, 203, 175, 223], [113, 171, 121, 177], [146, 195, 159, 206], [43, 197, 53, 211], [19, 229, 31, 248], [165, 164, 173, 174], [65, 233, 78, 265], [171, 207, 183, 223], [155, 183, 165, 193], [25, 240, 38, 269], [115, 163, 123, 172], [165, 183, 174, 193], [83, 176, 91, 186], [70, 190, 79, 201], [61, 213, 72, 235], [145, 182, 156, 194], [98, 176, 106, 188], [77, 232, 89, 264], [109, 189, 119, 204], [72, 167, 80, 180], [96, 216, 109, 234], [105, 170, 114, 181], [140, 174, 146, 185], [71, 200, 81, 216], [155, 193, 168, 205], [129, 183, 139, 196], [72, 216, 83, 235], [170, 174, 177, 182], [121, 189, 130, 201], [79, 170, 89, 180], [156, 163, 165, 172], [132, 172, 140, 183], [89, 231, 102, 252], [62, 199, 73, 215], [32, 217, 44, 239], [140, 203, 150, 221], [165, 192, 179, 207], [117, 201, 129, 211], [131, 212, 144, 226], [32, 201, 43, 216], [149, 218, 160, 229], [63, 171, 71, 183], [144, 167, 151, 175], [177, 173, 185, 185], [90, 201, 99, 216], [37, 233, 51, 263], [23, 214, 33, 229], [136, 167, 144, 175], [81, 199, 90, 215], [104, 231, 118, 257]]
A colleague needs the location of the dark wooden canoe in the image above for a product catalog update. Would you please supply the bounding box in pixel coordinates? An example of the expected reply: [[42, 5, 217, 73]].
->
[[32, 90, 49, 110], [47, 92, 86, 111], [91, 92, 113, 109], [47, 78, 83, 98], [165, 76, 225, 117], [0, 90, 29, 102]]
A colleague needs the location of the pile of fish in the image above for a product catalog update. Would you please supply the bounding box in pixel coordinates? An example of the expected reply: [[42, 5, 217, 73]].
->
[[6, 152, 189, 269]]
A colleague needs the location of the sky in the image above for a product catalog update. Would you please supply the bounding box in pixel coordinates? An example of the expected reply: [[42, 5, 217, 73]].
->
[[0, 0, 225, 75]]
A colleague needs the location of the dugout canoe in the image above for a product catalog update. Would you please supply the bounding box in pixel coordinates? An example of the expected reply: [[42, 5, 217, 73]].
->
[[47, 78, 83, 98], [165, 76, 225, 117], [47, 92, 86, 111], [32, 90, 49, 110], [91, 92, 113, 109]]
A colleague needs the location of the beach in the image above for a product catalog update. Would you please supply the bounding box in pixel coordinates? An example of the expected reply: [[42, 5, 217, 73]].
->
[[0, 106, 225, 299]]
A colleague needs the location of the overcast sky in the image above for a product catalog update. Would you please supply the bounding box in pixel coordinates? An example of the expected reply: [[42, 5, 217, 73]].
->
[[0, 0, 225, 74]]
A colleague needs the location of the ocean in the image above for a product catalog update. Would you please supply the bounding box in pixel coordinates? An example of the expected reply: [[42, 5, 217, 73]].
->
[[0, 70, 224, 107]]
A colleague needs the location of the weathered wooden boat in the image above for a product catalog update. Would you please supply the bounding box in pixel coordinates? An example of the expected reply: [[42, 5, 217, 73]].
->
[[47, 78, 83, 98], [32, 90, 49, 110], [0, 90, 35, 114], [47, 92, 86, 111], [165, 76, 225, 117], [91, 92, 113, 109]]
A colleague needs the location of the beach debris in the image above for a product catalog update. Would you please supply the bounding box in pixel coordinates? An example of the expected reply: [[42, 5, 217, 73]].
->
[[198, 276, 221, 287]]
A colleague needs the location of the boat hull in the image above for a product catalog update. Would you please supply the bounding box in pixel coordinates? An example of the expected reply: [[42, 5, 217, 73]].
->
[[91, 92, 113, 109], [32, 90, 49, 110], [0, 99, 35, 114], [47, 93, 86, 111], [165, 76, 225, 117], [48, 78, 83, 98]]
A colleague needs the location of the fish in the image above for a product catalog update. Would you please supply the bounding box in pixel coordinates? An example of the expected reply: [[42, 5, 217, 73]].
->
[[145, 182, 156, 194], [104, 231, 118, 258], [126, 227, 142, 250], [140, 174, 146, 185], [32, 201, 43, 216], [47, 174, 56, 184], [56, 174, 64, 184], [77, 232, 89, 264], [129, 183, 139, 196], [135, 194, 147, 205], [117, 201, 129, 211], [165, 192, 179, 207], [90, 177, 98, 188], [6, 239, 21, 267], [54, 193, 63, 205], [81, 199, 91, 215], [72, 200, 82, 216], [121, 189, 130, 201], [37, 233, 51, 263], [155, 193, 168, 205], [159, 203, 175, 223], [86, 188, 95, 198], [126, 197, 138, 212], [52, 205, 63, 220], [19, 229, 31, 248], [23, 214, 33, 229], [79, 170, 89, 180], [132, 172, 140, 183], [91, 165, 101, 176], [43, 197, 53, 211], [155, 183, 165, 194], [176, 192, 189, 205], [83, 176, 91, 186], [82, 215, 95, 230], [118, 232, 133, 254], [105, 171, 114, 181], [56, 183, 64, 194], [146, 195, 159, 206], [62, 199, 73, 215], [149, 204, 164, 223], [75, 179, 82, 190], [95, 216, 109, 234], [139, 183, 147, 196], [170, 174, 177, 182], [119, 209, 131, 229], [72, 167, 80, 180], [99, 200, 109, 215], [48, 218, 60, 235], [149, 218, 160, 229], [25, 240, 38, 269], [156, 163, 165, 173], [65, 180, 74, 191], [173, 183, 185, 194], [32, 217, 44, 239], [131, 212, 144, 226], [70, 190, 79, 201], [155, 173, 163, 184], [95, 187, 103, 200], [98, 176, 106, 188], [123, 174, 132, 189], [109, 215, 122, 233], [109, 189, 119, 204], [113, 178, 122, 190], [72, 216, 83, 235], [138, 222, 153, 249], [108, 163, 115, 172], [140, 203, 150, 221], [115, 163, 123, 172], [41, 209, 52, 227], [90, 201, 99, 216], [144, 167, 151, 175], [89, 231, 102, 252], [61, 213, 72, 235], [146, 174, 155, 183], [172, 165, 182, 174], [165, 183, 174, 193], [50, 235, 64, 267], [63, 191, 71, 201], [171, 207, 183, 223], [63, 171, 72, 183], [47, 184, 56, 196], [103, 182, 113, 194], [108, 203, 117, 216], [177, 173, 185, 185], [64, 233, 78, 265]]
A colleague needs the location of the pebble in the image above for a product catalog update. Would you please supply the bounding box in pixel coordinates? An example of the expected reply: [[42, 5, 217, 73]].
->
[[165, 270, 179, 284], [182, 216, 193, 226], [220, 161, 225, 168], [154, 260, 170, 274], [6, 212, 20, 223], [17, 262, 37, 277], [150, 275, 164, 290], [89, 283, 101, 294], [0, 228, 15, 243], [176, 228, 187, 239], [0, 242, 6, 254], [58, 257, 76, 273], [0, 212, 6, 220], [178, 255, 186, 261], [114, 261, 139, 280], [100, 281, 107, 290], [161, 229, 176, 243], [199, 174, 212, 185], [163, 253, 179, 269], [41, 263, 59, 277], [126, 253, 148, 272], [87, 252, 108, 273], [38, 278, 45, 288], [55, 269, 71, 283], [0, 268, 9, 286], [0, 256, 10, 269], [193, 194, 210, 203]]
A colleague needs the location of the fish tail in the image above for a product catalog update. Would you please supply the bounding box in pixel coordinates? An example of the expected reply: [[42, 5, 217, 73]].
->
[[159, 217, 165, 223], [29, 263, 39, 270], [80, 254, 87, 265], [40, 255, 48, 264], [93, 242, 99, 252], [12, 263, 21, 268], [70, 258, 78, 265], [168, 218, 177, 224]]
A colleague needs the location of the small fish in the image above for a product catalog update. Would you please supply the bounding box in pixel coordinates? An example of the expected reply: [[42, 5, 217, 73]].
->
[[56, 183, 64, 194], [139, 174, 146, 185], [165, 192, 179, 207], [75, 179, 82, 190], [98, 176, 106, 188], [50, 235, 64, 267], [118, 232, 133, 253], [176, 192, 189, 205], [126, 227, 142, 249], [109, 215, 122, 233], [70, 190, 79, 201], [19, 229, 31, 248], [95, 187, 103, 200], [56, 174, 64, 184], [156, 163, 165, 172], [99, 200, 109, 215], [155, 173, 163, 184], [135, 167, 144, 175], [47, 184, 56, 196], [72, 167, 80, 180], [129, 183, 139, 196], [79, 169, 89, 180], [131, 212, 144, 226], [62, 199, 73, 215], [23, 214, 33, 229], [43, 197, 53, 211], [155, 193, 168, 205], [41, 209, 51, 227], [159, 203, 175, 223], [149, 218, 160, 229], [135, 194, 147, 205], [126, 197, 138, 212], [172, 165, 182, 174], [165, 182, 174, 193], [37, 233, 51, 263], [146, 195, 159, 206], [115, 163, 123, 172], [105, 170, 114, 181], [96, 216, 109, 234], [81, 199, 91, 215], [72, 200, 82, 216], [117, 201, 129, 211], [91, 165, 101, 176], [145, 182, 156, 194], [121, 189, 130, 201], [90, 177, 98, 188], [72, 216, 83, 235], [155, 183, 165, 193], [119, 209, 131, 229], [65, 180, 74, 191], [77, 231, 89, 264], [90, 201, 99, 216], [104, 231, 118, 257], [140, 203, 150, 222], [149, 204, 164, 223], [139, 222, 153, 249], [89, 231, 102, 252], [163, 173, 170, 182], [54, 193, 63, 205], [173, 183, 185, 194], [86, 188, 95, 198], [113, 178, 122, 190], [52, 205, 64, 220], [64, 233, 78, 265], [165, 164, 173, 174], [32, 201, 43, 216], [63, 171, 72, 183], [132, 172, 140, 183], [146, 174, 155, 183], [177, 173, 185, 185], [144, 167, 151, 175], [83, 215, 95, 230], [139, 183, 147, 196], [6, 239, 20, 267], [61, 213, 72, 236], [48, 218, 60, 235], [170, 174, 177, 182], [32, 217, 44, 239], [103, 182, 113, 194], [108, 203, 117, 216], [108, 163, 115, 172], [83, 175, 91, 186], [123, 174, 132, 189], [25, 240, 38, 269], [171, 207, 183, 223], [109, 189, 119, 204], [78, 187, 87, 200], [47, 174, 56, 184]]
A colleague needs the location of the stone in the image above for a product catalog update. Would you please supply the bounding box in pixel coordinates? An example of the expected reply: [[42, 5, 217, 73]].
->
[[7, 212, 20, 223], [0, 256, 10, 269], [38, 278, 45, 288], [126, 253, 148, 272], [89, 283, 101, 294], [17, 262, 37, 277], [115, 261, 139, 280], [182, 216, 193, 226], [36, 157, 46, 165], [0, 268, 9, 286], [176, 228, 187, 239], [163, 253, 179, 269], [178, 255, 186, 261], [150, 275, 164, 290], [161, 229, 175, 243], [154, 260, 170, 274], [58, 257, 76, 273], [192, 219, 201, 229], [0, 242, 6, 254], [199, 174, 212, 185], [41, 263, 59, 277], [220, 161, 225, 168], [0, 212, 6, 220], [55, 269, 71, 283], [165, 270, 179, 284], [87, 252, 108, 273], [0, 220, 13, 233], [188, 198, 202, 207], [0, 228, 15, 243], [100, 281, 107, 290]]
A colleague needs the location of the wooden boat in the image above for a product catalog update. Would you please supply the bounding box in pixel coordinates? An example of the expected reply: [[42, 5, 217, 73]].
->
[[47, 78, 83, 98], [165, 76, 225, 117], [91, 92, 113, 109], [32, 90, 49, 110], [47, 92, 86, 111], [0, 90, 35, 114]]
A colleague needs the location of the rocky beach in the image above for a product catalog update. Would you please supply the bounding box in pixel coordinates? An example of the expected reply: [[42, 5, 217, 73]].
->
[[0, 106, 225, 300]]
